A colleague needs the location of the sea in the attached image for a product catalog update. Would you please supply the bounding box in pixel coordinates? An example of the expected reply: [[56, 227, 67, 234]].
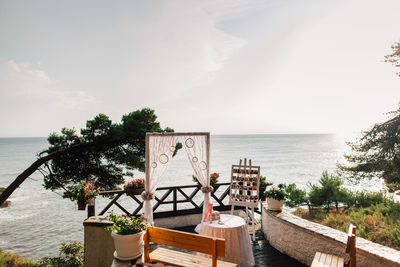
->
[[0, 135, 384, 260]]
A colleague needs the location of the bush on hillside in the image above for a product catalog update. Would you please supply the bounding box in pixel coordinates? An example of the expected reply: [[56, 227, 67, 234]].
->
[[0, 248, 38, 267], [38, 241, 84, 267]]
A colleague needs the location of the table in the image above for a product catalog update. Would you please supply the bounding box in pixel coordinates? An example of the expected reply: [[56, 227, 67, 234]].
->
[[199, 214, 255, 267]]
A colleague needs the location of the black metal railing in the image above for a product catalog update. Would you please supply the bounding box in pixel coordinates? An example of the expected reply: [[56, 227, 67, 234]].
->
[[89, 182, 261, 219]]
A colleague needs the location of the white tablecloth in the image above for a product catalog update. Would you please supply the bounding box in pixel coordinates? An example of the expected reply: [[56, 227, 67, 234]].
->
[[199, 214, 255, 267]]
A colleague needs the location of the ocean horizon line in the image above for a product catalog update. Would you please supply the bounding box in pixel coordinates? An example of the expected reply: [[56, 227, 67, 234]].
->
[[0, 133, 337, 139]]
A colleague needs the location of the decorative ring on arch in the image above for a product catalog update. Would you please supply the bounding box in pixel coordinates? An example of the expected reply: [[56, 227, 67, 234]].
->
[[141, 191, 155, 200], [192, 156, 198, 163], [201, 186, 214, 193], [185, 138, 194, 148], [199, 161, 207, 170], [169, 145, 176, 152], [159, 153, 169, 164], [151, 162, 157, 168]]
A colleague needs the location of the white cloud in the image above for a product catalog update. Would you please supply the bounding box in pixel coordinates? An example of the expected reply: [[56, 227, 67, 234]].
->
[[1, 0, 399, 136], [8, 60, 52, 85], [203, 0, 266, 22], [1, 60, 96, 108], [0, 60, 98, 136]]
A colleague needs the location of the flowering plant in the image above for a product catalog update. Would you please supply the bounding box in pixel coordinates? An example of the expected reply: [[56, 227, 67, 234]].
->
[[124, 178, 145, 190], [193, 172, 219, 186], [260, 176, 273, 187], [264, 184, 287, 201], [71, 181, 99, 202], [108, 211, 150, 235]]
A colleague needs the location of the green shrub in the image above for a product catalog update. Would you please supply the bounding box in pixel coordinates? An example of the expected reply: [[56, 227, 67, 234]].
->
[[354, 190, 391, 207], [0, 249, 38, 267], [283, 183, 307, 208], [307, 171, 347, 211], [38, 241, 84, 267], [264, 184, 287, 201], [313, 213, 327, 221], [0, 242, 84, 267], [307, 183, 325, 208], [316, 202, 400, 250]]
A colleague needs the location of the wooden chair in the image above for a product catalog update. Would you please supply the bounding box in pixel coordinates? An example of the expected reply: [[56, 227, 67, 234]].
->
[[141, 226, 237, 267], [311, 224, 356, 267]]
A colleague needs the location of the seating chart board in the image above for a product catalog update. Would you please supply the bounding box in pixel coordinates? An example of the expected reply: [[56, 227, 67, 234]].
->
[[229, 159, 260, 208]]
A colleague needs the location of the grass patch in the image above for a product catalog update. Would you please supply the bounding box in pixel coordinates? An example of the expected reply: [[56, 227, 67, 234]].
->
[[293, 202, 400, 250]]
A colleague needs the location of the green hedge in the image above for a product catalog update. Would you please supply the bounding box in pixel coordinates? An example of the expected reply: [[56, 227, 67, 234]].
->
[[0, 241, 84, 267]]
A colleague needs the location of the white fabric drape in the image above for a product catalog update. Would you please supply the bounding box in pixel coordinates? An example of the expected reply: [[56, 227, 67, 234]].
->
[[144, 135, 177, 223], [182, 135, 210, 218]]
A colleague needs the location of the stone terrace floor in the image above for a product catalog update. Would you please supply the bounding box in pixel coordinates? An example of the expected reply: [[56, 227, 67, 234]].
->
[[175, 225, 306, 267]]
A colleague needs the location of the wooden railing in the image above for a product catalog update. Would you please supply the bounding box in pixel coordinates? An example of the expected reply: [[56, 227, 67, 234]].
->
[[89, 183, 261, 219]]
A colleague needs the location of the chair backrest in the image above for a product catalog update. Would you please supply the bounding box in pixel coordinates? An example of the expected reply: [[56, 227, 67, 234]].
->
[[144, 226, 226, 266], [344, 224, 356, 267]]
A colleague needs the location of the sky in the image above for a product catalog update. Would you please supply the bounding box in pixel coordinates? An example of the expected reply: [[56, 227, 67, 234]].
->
[[0, 0, 399, 138]]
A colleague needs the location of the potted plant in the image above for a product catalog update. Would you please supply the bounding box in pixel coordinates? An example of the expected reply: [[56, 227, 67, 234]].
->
[[259, 176, 273, 201], [124, 178, 145, 197], [264, 184, 287, 211], [193, 172, 219, 187], [108, 211, 150, 260], [71, 181, 99, 210]]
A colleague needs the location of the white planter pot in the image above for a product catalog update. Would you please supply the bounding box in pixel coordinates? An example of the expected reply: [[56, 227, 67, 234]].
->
[[111, 231, 145, 260], [266, 198, 284, 211]]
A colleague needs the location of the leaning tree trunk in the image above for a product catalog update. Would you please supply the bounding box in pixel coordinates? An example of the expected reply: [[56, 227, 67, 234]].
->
[[0, 142, 93, 205]]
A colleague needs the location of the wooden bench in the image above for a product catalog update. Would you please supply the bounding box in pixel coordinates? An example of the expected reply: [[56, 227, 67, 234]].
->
[[311, 224, 356, 267], [141, 226, 237, 267]]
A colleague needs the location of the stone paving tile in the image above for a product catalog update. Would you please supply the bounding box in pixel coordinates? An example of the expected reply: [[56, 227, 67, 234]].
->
[[252, 229, 306, 267]]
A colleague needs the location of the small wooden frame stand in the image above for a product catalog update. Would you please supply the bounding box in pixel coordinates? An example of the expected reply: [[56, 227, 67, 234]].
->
[[229, 158, 260, 242]]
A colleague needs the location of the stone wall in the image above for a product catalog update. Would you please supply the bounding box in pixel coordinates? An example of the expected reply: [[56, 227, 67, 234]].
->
[[261, 203, 400, 267], [84, 216, 115, 267]]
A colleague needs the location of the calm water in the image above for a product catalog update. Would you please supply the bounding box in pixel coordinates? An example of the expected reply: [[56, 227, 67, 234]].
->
[[0, 134, 370, 260]]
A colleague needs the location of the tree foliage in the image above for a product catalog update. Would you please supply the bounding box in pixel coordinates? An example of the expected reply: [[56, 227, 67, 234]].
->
[[0, 108, 176, 205], [338, 106, 400, 191], [307, 171, 348, 211], [38, 241, 84, 267], [41, 108, 175, 198], [385, 40, 400, 77]]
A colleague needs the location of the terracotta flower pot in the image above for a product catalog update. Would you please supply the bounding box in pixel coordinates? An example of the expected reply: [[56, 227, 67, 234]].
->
[[266, 198, 284, 211], [111, 231, 145, 260], [125, 187, 145, 198], [77, 201, 86, 210]]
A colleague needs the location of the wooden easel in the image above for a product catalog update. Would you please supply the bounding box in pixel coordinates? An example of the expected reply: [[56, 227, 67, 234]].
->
[[229, 158, 260, 242]]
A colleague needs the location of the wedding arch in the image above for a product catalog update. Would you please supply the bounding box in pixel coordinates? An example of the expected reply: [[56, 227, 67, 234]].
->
[[143, 132, 211, 223]]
